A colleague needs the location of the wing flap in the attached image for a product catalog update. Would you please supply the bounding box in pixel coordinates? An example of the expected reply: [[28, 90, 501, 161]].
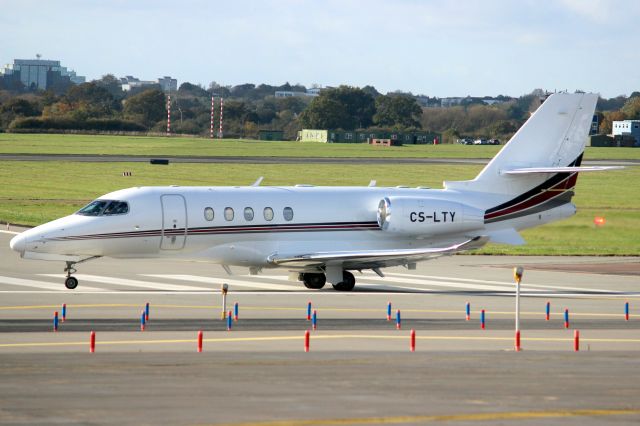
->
[[267, 236, 489, 268]]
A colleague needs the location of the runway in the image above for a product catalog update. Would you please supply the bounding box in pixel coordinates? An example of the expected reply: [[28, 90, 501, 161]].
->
[[1, 229, 639, 425]]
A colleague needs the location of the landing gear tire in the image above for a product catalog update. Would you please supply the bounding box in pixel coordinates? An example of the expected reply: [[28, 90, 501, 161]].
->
[[332, 271, 356, 292], [65, 276, 78, 290], [302, 273, 326, 289]]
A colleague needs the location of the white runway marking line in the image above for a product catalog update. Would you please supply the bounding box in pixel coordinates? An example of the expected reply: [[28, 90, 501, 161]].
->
[[353, 274, 524, 292], [381, 272, 623, 294], [0, 275, 105, 292], [143, 274, 302, 291], [0, 230, 20, 235], [39, 274, 207, 291], [260, 274, 535, 292]]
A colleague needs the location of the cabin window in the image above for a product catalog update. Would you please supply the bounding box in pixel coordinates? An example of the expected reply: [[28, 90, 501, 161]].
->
[[263, 207, 274, 221], [204, 207, 214, 221], [244, 207, 254, 221], [283, 207, 294, 221], [224, 207, 234, 221]]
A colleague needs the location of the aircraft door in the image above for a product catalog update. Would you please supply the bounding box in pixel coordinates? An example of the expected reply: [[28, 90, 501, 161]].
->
[[160, 194, 187, 250]]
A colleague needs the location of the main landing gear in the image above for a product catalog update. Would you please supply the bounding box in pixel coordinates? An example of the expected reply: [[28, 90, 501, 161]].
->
[[332, 271, 355, 292], [62, 256, 100, 290], [301, 272, 326, 289], [301, 271, 356, 291]]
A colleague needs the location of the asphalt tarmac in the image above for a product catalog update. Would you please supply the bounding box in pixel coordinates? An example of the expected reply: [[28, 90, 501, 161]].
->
[[1, 229, 639, 425]]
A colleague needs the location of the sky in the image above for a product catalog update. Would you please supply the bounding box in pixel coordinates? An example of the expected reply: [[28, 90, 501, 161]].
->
[[1, 0, 639, 98]]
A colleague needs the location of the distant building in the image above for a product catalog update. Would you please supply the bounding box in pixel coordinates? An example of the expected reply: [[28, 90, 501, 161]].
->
[[612, 120, 640, 137], [275, 91, 299, 98], [258, 130, 284, 141], [440, 97, 465, 107], [157, 76, 177, 92], [0, 58, 85, 90], [439, 96, 508, 108], [612, 120, 640, 146], [482, 99, 504, 106], [120, 75, 177, 92], [275, 88, 322, 98], [298, 129, 441, 145], [590, 114, 599, 135]]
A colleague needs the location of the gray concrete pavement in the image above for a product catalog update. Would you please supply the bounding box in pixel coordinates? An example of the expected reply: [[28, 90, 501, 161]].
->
[[1, 230, 639, 425]]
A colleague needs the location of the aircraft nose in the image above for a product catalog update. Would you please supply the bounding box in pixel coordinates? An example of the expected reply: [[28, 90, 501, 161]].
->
[[9, 233, 26, 253]]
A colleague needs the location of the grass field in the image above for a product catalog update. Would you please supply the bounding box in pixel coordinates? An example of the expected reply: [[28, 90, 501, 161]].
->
[[0, 160, 637, 255], [1, 133, 640, 160]]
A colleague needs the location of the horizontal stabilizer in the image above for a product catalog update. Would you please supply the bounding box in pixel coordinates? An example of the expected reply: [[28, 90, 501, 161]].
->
[[501, 166, 624, 175], [486, 228, 525, 245]]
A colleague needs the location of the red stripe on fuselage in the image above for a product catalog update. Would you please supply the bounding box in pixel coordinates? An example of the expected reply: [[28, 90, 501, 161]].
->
[[484, 173, 577, 221]]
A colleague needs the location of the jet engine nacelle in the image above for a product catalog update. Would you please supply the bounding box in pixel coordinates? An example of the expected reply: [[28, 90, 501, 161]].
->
[[377, 196, 485, 236]]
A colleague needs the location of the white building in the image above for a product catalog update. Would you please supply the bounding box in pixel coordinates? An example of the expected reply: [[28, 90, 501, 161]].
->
[[275, 87, 322, 98], [120, 75, 177, 92], [440, 97, 465, 107], [612, 120, 640, 139]]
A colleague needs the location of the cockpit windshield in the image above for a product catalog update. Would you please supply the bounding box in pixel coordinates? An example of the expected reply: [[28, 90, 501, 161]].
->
[[77, 200, 129, 216]]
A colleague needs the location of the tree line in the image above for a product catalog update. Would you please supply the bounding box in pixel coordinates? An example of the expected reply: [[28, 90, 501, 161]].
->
[[0, 77, 638, 142]]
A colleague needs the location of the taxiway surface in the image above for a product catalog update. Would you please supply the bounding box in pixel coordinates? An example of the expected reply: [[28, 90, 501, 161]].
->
[[1, 230, 639, 425]]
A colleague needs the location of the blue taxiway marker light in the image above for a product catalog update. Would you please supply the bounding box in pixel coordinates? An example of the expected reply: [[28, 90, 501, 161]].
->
[[53, 311, 59, 332], [140, 311, 146, 331], [546, 301, 550, 321], [62, 303, 67, 322], [227, 310, 233, 331], [234, 302, 239, 321], [564, 309, 570, 329], [396, 309, 401, 330], [145, 302, 150, 321], [312, 310, 317, 330], [387, 302, 392, 321], [480, 309, 486, 330], [465, 302, 470, 321], [625, 302, 630, 321], [307, 302, 312, 321]]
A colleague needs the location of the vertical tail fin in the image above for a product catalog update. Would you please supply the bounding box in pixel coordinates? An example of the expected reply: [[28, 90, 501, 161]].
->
[[445, 92, 598, 196]]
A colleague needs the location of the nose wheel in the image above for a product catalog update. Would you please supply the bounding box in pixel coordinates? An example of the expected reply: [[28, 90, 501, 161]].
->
[[60, 256, 100, 290], [64, 261, 79, 290], [65, 276, 78, 289]]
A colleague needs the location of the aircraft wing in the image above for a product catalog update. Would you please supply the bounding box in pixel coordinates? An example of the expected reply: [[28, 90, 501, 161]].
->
[[267, 236, 489, 270]]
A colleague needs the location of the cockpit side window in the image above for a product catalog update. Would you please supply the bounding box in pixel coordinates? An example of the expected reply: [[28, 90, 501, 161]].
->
[[77, 200, 129, 216], [77, 200, 110, 216], [103, 201, 129, 215]]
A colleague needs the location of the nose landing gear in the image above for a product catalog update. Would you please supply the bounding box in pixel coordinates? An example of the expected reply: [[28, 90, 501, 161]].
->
[[64, 261, 79, 289], [62, 256, 100, 290]]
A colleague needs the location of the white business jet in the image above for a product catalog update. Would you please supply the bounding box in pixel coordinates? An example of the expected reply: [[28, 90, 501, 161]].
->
[[9, 92, 619, 291]]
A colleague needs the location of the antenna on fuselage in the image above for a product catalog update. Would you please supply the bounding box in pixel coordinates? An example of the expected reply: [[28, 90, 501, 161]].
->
[[251, 176, 264, 187]]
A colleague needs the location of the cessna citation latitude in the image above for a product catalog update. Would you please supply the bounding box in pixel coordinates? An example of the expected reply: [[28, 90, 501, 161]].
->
[[10, 92, 620, 291]]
